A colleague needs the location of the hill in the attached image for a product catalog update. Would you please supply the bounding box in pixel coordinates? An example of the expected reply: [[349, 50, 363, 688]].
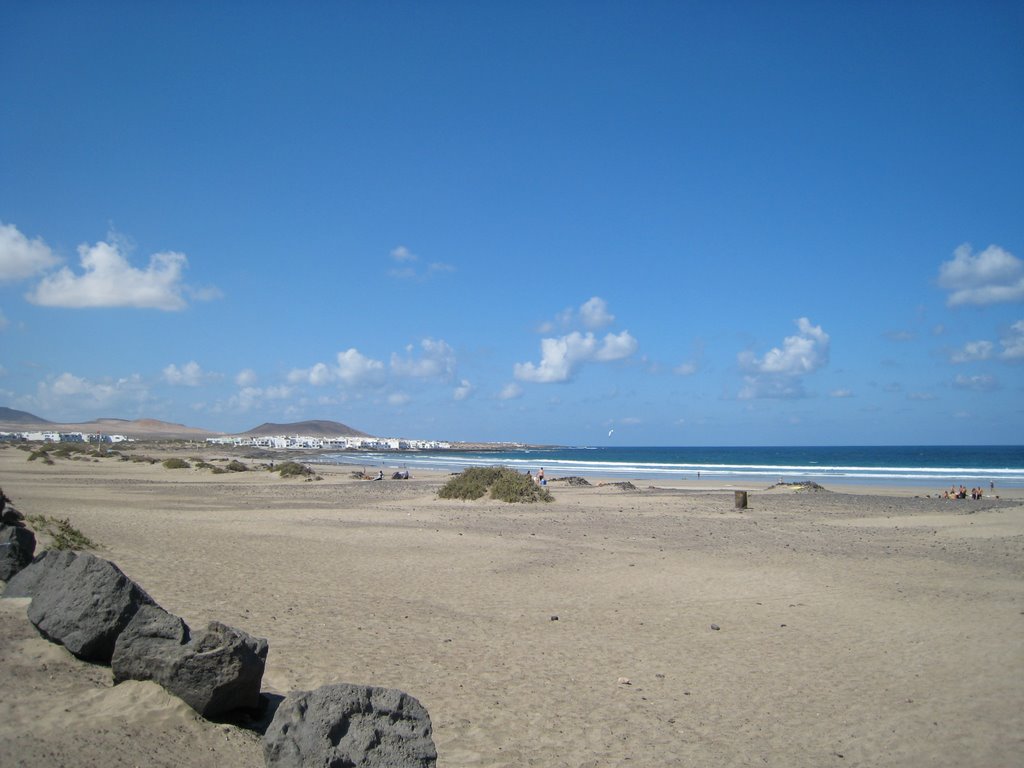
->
[[0, 407, 53, 426], [239, 420, 370, 438], [0, 408, 218, 439]]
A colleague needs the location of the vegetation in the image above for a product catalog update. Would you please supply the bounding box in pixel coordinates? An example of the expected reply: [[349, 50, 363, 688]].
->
[[274, 461, 319, 479], [438, 466, 553, 503], [27, 449, 54, 465], [25, 514, 99, 551], [225, 459, 249, 472], [162, 457, 191, 469]]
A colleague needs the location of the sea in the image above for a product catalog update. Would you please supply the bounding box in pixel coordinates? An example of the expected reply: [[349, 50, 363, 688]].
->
[[312, 445, 1024, 489]]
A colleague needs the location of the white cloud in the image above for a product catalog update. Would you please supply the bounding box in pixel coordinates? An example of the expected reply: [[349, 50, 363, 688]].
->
[[231, 384, 293, 412], [674, 361, 698, 376], [498, 382, 523, 400], [540, 296, 616, 333], [163, 361, 211, 387], [938, 244, 1024, 307], [289, 348, 386, 388], [514, 330, 638, 383], [387, 245, 454, 280], [953, 373, 997, 391], [830, 388, 854, 398], [453, 379, 474, 401], [0, 222, 61, 281], [738, 318, 830, 399], [1000, 320, 1024, 361], [26, 238, 198, 310], [235, 368, 258, 387], [579, 297, 615, 329], [950, 340, 994, 363], [390, 338, 457, 380], [34, 371, 150, 412], [388, 392, 411, 406], [390, 245, 417, 263]]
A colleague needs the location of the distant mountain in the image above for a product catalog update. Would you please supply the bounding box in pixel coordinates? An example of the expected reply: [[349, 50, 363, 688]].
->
[[0, 408, 217, 439], [0, 407, 53, 425], [239, 420, 371, 438]]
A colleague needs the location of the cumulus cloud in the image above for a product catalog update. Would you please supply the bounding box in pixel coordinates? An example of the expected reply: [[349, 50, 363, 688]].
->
[[539, 296, 616, 334], [453, 379, 474, 401], [1000, 320, 1024, 361], [391, 338, 457, 381], [388, 392, 411, 406], [231, 384, 293, 412], [498, 382, 523, 400], [235, 368, 258, 387], [514, 330, 638, 383], [950, 340, 994, 363], [26, 237, 200, 310], [288, 348, 386, 388], [674, 361, 698, 376], [938, 244, 1024, 307], [34, 371, 149, 412], [163, 361, 213, 386], [0, 222, 61, 281], [738, 318, 830, 399]]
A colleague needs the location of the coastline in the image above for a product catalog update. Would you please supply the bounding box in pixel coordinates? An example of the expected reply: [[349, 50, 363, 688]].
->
[[2, 442, 1022, 766]]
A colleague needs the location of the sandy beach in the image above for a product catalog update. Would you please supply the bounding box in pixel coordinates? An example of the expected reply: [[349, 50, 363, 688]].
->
[[1, 443, 1022, 767]]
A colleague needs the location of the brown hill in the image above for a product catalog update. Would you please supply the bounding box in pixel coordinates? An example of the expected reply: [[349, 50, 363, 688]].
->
[[239, 420, 370, 438], [0, 408, 219, 439]]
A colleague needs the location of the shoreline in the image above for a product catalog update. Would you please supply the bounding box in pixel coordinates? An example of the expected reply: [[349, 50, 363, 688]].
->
[[2, 442, 1022, 766]]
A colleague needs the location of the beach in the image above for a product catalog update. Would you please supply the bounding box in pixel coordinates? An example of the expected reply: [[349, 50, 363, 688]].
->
[[1, 443, 1022, 767]]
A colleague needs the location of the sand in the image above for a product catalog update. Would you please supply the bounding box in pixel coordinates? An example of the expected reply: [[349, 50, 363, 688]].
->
[[1, 443, 1022, 767]]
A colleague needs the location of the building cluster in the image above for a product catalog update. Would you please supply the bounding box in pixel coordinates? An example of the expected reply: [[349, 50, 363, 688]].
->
[[0, 430, 131, 444], [204, 435, 452, 451]]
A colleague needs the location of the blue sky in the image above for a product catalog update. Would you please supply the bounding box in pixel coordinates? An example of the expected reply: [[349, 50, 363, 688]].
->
[[1, 1, 1022, 445]]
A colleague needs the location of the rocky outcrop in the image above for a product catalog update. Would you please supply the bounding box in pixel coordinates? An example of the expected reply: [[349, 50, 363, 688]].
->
[[112, 605, 269, 718], [263, 683, 437, 768], [0, 522, 36, 581], [4, 550, 155, 663]]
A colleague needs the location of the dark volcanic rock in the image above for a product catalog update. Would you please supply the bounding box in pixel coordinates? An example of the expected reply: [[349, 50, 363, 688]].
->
[[263, 683, 437, 768], [6, 550, 156, 663], [0, 523, 36, 580], [112, 605, 269, 718]]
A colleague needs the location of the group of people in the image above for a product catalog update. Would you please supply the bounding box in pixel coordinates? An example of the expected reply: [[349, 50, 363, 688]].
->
[[943, 484, 988, 500], [526, 467, 547, 486]]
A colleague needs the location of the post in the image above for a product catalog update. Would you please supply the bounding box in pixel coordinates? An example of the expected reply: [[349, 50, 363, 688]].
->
[[734, 491, 748, 510]]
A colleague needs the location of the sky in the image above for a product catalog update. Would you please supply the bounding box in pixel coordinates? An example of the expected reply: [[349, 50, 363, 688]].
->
[[1, 1, 1022, 446]]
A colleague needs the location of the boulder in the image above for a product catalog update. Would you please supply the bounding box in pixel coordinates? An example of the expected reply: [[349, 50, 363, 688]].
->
[[0, 523, 36, 580], [7, 550, 156, 663], [263, 683, 437, 768], [112, 605, 269, 718]]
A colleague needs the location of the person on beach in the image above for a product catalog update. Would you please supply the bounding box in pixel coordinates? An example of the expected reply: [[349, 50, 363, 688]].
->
[[538, 467, 546, 486], [374, 470, 383, 481]]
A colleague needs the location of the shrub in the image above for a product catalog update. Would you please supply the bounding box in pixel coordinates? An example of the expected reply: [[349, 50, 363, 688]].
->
[[226, 459, 248, 472], [439, 466, 552, 503], [276, 461, 314, 478], [25, 514, 98, 551], [27, 449, 54, 465], [162, 458, 191, 469]]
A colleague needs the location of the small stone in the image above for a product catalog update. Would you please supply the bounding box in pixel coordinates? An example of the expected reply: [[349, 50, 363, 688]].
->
[[617, 677, 631, 685], [550, 615, 559, 621], [710, 624, 720, 631]]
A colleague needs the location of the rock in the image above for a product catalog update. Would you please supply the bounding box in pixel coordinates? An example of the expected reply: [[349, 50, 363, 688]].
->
[[6, 550, 156, 663], [263, 683, 437, 768], [112, 605, 269, 718], [1, 507, 25, 526], [0, 524, 36, 580]]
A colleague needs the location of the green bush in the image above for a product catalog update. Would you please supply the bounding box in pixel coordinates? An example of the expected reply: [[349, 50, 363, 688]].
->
[[27, 449, 54, 465], [226, 459, 248, 472], [439, 466, 552, 503], [276, 461, 315, 478], [162, 458, 191, 469]]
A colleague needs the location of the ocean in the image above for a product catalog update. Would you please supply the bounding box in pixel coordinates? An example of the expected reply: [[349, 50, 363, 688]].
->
[[313, 445, 1024, 488]]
